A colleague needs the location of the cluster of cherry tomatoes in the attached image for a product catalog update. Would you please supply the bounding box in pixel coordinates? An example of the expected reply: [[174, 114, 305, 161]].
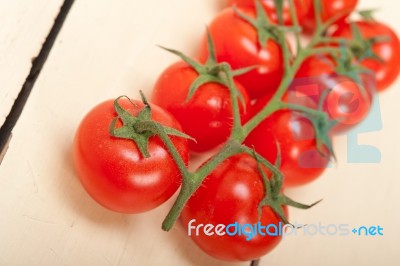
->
[[73, 0, 399, 262]]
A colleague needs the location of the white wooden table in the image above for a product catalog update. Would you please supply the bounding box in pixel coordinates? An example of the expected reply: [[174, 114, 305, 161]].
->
[[0, 0, 399, 265]]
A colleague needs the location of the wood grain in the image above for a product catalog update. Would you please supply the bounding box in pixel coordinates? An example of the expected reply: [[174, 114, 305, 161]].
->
[[0, 0, 64, 128], [0, 0, 399, 265]]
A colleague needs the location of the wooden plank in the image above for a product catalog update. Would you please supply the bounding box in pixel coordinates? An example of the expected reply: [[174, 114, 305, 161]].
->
[[0, 0, 246, 265], [0, 0, 75, 158], [0, 0, 65, 128], [1, 0, 399, 265]]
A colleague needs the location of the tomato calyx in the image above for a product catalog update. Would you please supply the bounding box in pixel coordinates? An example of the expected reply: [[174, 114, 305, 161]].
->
[[309, 109, 336, 159], [233, 0, 299, 49], [252, 149, 322, 225], [158, 32, 250, 107], [109, 92, 194, 158], [276, 96, 336, 161], [325, 43, 374, 108], [331, 47, 369, 86], [342, 21, 389, 64], [358, 9, 380, 22]]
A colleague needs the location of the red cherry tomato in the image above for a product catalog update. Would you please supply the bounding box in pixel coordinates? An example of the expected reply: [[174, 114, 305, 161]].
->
[[151, 61, 250, 153], [181, 154, 287, 261], [303, 0, 358, 32], [294, 55, 375, 133], [226, 0, 312, 25], [198, 8, 286, 99], [73, 99, 188, 213], [330, 20, 400, 91], [244, 92, 331, 187]]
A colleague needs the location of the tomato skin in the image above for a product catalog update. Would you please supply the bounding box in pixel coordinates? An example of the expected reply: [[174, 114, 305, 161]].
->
[[303, 0, 358, 32], [226, 0, 312, 25], [151, 61, 249, 153], [330, 21, 400, 92], [294, 55, 375, 133], [181, 154, 287, 261], [295, 53, 335, 78], [245, 92, 331, 187], [198, 8, 286, 99], [73, 99, 188, 213]]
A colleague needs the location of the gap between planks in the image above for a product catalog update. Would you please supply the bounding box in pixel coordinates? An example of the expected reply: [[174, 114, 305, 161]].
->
[[0, 0, 75, 163]]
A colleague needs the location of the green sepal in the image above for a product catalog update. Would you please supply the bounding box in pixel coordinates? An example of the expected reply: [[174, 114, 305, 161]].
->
[[109, 93, 195, 159], [157, 45, 203, 73], [308, 112, 337, 161], [250, 147, 320, 225], [333, 39, 372, 90], [233, 0, 280, 49], [137, 91, 152, 120], [283, 101, 337, 162], [163, 126, 196, 143], [333, 40, 374, 102], [231, 65, 259, 77], [159, 34, 249, 106], [270, 142, 283, 195], [279, 195, 322, 210], [113, 96, 138, 125], [109, 97, 154, 158], [346, 22, 389, 64], [358, 9, 378, 22], [273, 0, 285, 25], [205, 28, 218, 66], [186, 74, 223, 102]]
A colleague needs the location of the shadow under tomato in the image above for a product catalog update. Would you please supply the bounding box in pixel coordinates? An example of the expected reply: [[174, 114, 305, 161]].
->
[[60, 143, 137, 228]]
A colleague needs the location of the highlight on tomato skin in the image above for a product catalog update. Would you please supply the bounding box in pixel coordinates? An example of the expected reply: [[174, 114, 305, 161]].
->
[[151, 60, 250, 154], [181, 154, 288, 262], [73, 98, 189, 214]]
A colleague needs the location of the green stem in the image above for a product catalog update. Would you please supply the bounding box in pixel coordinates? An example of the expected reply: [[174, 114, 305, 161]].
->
[[279, 102, 325, 118], [306, 46, 341, 57], [195, 140, 243, 178], [313, 0, 323, 31], [142, 121, 191, 179], [242, 45, 308, 136], [220, 64, 245, 140], [242, 100, 281, 139], [240, 145, 282, 180], [242, 13, 342, 142], [162, 140, 244, 231], [287, 0, 302, 51], [162, 181, 195, 231], [160, 0, 344, 231]]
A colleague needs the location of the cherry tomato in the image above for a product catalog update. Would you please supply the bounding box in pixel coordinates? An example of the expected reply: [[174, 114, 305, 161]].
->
[[198, 8, 286, 99], [330, 20, 400, 92], [181, 154, 287, 261], [294, 55, 375, 133], [73, 99, 189, 213], [303, 0, 358, 33], [151, 61, 250, 153], [226, 0, 312, 25], [244, 92, 331, 187]]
